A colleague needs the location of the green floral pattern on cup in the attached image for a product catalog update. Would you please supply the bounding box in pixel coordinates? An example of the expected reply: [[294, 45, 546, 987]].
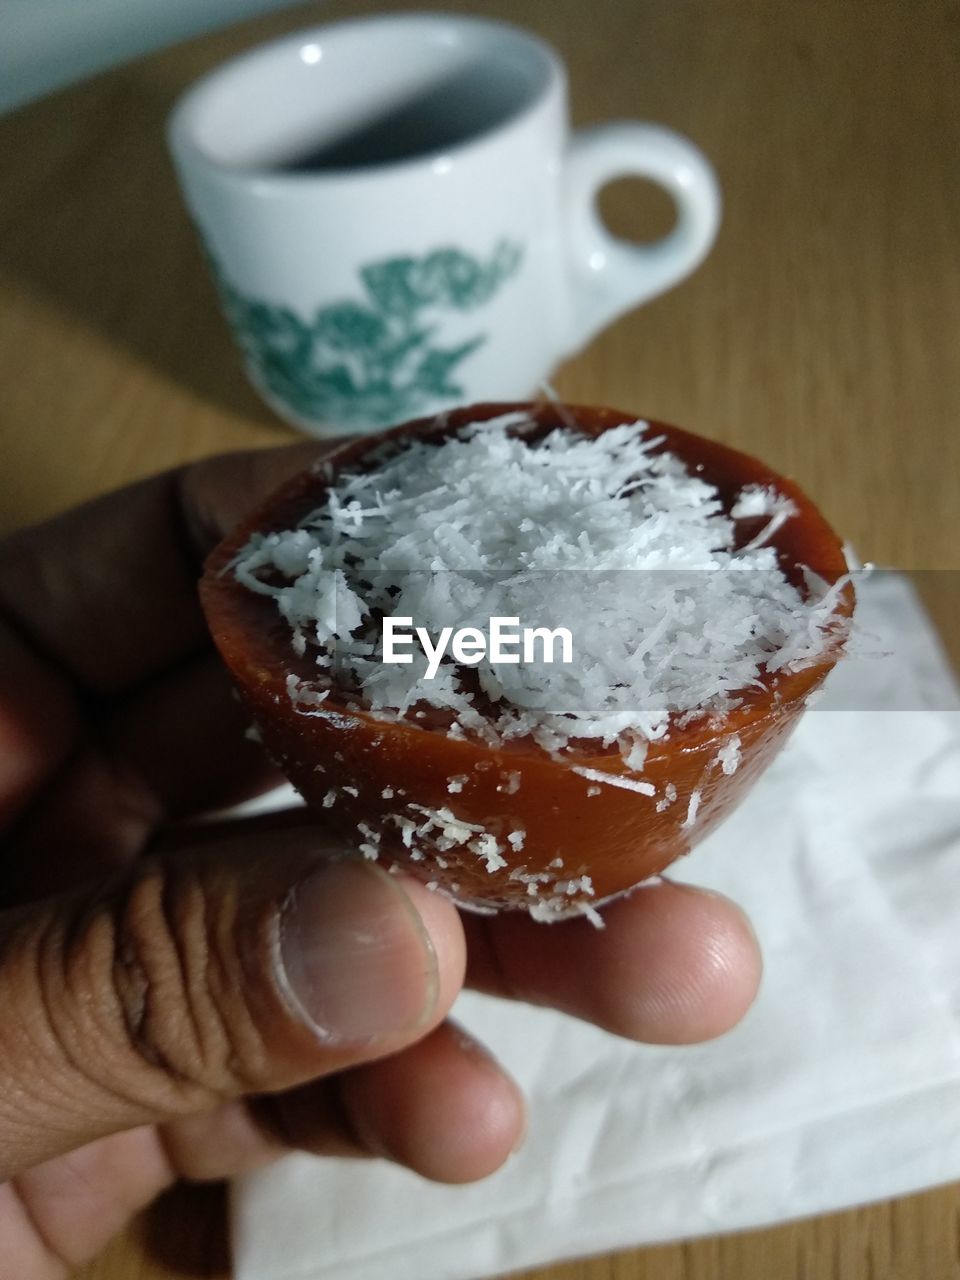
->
[[210, 241, 523, 426]]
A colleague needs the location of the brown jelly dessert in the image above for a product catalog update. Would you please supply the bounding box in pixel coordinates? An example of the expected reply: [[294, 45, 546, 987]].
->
[[201, 403, 852, 919]]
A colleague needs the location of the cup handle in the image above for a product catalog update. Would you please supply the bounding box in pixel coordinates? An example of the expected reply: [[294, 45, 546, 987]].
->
[[561, 123, 721, 353]]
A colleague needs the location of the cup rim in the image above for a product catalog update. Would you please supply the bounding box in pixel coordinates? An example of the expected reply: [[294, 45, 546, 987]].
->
[[167, 11, 564, 188]]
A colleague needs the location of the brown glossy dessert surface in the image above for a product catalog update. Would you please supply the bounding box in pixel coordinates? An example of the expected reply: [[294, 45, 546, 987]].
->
[[201, 403, 852, 916]]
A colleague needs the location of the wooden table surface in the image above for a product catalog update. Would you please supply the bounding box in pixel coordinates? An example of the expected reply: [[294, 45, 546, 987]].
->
[[1, 1, 958, 1277]]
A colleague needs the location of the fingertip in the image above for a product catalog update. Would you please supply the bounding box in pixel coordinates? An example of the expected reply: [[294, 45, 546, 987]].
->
[[468, 877, 762, 1047], [600, 879, 763, 1043], [395, 876, 468, 1027], [276, 861, 466, 1049], [341, 1022, 526, 1183]]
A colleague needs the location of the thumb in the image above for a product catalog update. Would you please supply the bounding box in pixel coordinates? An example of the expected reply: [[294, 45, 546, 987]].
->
[[0, 834, 464, 1179]]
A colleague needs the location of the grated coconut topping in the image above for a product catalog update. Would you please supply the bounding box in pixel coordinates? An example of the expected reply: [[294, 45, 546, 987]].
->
[[231, 413, 846, 759]]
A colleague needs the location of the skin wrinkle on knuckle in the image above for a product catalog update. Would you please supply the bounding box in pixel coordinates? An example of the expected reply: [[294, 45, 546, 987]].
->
[[0, 919, 86, 1163], [40, 883, 208, 1122], [10, 859, 270, 1126], [0, 906, 165, 1178], [106, 860, 273, 1103]]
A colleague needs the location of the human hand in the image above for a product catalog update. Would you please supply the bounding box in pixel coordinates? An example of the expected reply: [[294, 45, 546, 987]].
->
[[0, 445, 761, 1276]]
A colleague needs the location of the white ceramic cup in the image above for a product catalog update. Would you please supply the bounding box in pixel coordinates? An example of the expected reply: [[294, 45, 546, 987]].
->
[[168, 13, 721, 436]]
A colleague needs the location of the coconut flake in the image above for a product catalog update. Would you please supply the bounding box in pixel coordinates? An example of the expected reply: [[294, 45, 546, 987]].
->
[[682, 789, 702, 829], [572, 766, 656, 796], [619, 735, 648, 771], [233, 416, 848, 752], [470, 832, 507, 873], [731, 484, 798, 551], [716, 734, 742, 776], [656, 781, 678, 813], [285, 674, 330, 715]]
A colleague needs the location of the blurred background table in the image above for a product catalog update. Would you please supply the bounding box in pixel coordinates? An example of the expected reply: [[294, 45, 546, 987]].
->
[[0, 0, 958, 1276]]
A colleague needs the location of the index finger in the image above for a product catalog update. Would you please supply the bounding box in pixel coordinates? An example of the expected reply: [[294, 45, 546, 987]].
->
[[0, 441, 325, 695], [464, 879, 762, 1044]]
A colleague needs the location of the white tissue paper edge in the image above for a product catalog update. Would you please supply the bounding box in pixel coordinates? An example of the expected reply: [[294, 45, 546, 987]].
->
[[233, 571, 960, 1280]]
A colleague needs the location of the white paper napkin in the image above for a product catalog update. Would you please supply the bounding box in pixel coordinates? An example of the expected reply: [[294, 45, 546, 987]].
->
[[232, 572, 960, 1280]]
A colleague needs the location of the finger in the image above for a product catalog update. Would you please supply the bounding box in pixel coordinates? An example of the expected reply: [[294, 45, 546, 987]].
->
[[5, 649, 288, 906], [334, 1020, 525, 1183], [1, 741, 162, 907], [6, 1020, 523, 1276], [161, 1019, 524, 1186], [0, 441, 325, 695], [0, 443, 327, 833], [0, 832, 465, 1180], [249, 1020, 524, 1185], [0, 617, 80, 830], [103, 653, 277, 819], [5, 655, 280, 903], [4, 1126, 175, 1277], [463, 879, 762, 1044]]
